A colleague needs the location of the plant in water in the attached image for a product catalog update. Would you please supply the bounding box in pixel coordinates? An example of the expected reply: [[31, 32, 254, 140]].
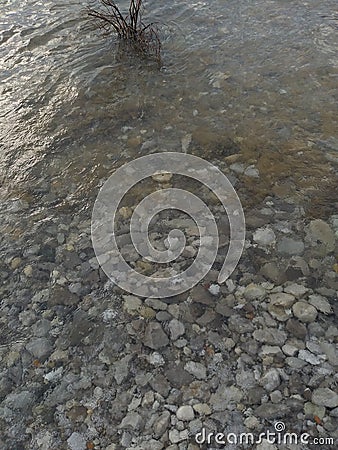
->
[[87, 0, 161, 62]]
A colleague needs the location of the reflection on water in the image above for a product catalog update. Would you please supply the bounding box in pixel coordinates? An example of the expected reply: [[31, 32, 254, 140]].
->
[[0, 0, 337, 233]]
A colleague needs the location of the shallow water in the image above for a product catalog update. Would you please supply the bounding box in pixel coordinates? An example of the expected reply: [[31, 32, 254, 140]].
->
[[0, 0, 337, 241]]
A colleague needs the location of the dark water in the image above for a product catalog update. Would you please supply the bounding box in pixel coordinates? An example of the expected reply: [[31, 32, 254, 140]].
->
[[0, 0, 337, 237]]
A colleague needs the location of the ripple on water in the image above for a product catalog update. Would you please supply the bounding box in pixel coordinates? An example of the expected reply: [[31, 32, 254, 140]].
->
[[0, 0, 337, 223]]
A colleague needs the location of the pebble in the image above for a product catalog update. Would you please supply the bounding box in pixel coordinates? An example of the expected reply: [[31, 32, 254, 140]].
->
[[278, 237, 304, 255], [292, 301, 318, 323], [184, 361, 207, 380], [168, 319, 185, 341], [284, 283, 307, 298], [26, 337, 52, 361], [176, 405, 195, 421], [259, 369, 281, 392], [143, 322, 169, 349], [10, 256, 22, 269], [67, 432, 87, 450], [306, 219, 335, 254], [243, 283, 266, 300], [253, 227, 276, 247], [312, 388, 338, 408], [308, 294, 332, 315]]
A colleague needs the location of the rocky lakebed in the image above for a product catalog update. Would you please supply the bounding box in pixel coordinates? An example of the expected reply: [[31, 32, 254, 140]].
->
[[1, 160, 338, 450]]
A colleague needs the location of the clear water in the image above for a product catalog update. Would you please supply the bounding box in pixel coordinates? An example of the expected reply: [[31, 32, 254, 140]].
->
[[0, 0, 337, 240]]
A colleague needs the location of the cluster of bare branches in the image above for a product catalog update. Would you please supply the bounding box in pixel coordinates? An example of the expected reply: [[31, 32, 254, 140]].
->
[[87, 0, 161, 62]]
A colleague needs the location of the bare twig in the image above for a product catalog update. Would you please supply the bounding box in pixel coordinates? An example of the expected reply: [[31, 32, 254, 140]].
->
[[87, 0, 161, 62]]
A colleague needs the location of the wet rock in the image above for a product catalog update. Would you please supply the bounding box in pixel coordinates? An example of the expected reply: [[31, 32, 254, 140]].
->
[[255, 403, 289, 419], [306, 219, 335, 255], [190, 285, 214, 306], [154, 411, 171, 437], [308, 294, 332, 315], [210, 385, 243, 411], [149, 374, 170, 398], [312, 388, 338, 408], [165, 363, 193, 388], [260, 262, 287, 284], [259, 369, 280, 392], [176, 405, 195, 421], [143, 322, 169, 349], [168, 429, 188, 444], [278, 237, 304, 255], [243, 283, 266, 300], [184, 361, 207, 380], [26, 337, 52, 361], [253, 227, 276, 248], [119, 412, 144, 430], [168, 319, 185, 341], [304, 402, 326, 419], [268, 292, 295, 321], [67, 432, 86, 450], [193, 403, 212, 416], [286, 318, 307, 339], [298, 350, 325, 365], [292, 301, 318, 323], [4, 390, 35, 411], [123, 295, 142, 315], [284, 283, 308, 298], [253, 328, 287, 346]]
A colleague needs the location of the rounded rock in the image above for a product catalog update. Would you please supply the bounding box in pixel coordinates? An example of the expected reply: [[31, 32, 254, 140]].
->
[[176, 405, 195, 421], [292, 301, 317, 323]]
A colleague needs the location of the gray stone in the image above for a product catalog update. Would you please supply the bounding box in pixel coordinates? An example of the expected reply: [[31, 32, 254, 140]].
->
[[154, 411, 171, 437], [284, 283, 308, 298], [176, 405, 195, 421], [270, 390, 283, 403], [210, 385, 243, 411], [278, 237, 304, 255], [306, 219, 335, 254], [168, 429, 188, 444], [255, 403, 289, 419], [26, 337, 53, 361], [243, 283, 266, 300], [143, 322, 169, 349], [123, 295, 142, 315], [168, 319, 185, 341], [228, 315, 254, 333], [114, 355, 133, 384], [268, 292, 295, 321], [286, 319, 307, 339], [253, 227, 276, 247], [304, 402, 326, 419], [149, 374, 170, 398], [119, 412, 144, 430], [184, 361, 207, 380], [32, 319, 51, 337], [308, 295, 332, 315], [293, 301, 318, 323], [259, 369, 280, 392], [298, 350, 326, 365], [312, 388, 338, 408], [165, 363, 193, 388], [67, 432, 86, 450], [260, 262, 286, 284], [285, 357, 307, 369], [253, 328, 287, 346], [4, 391, 35, 411]]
